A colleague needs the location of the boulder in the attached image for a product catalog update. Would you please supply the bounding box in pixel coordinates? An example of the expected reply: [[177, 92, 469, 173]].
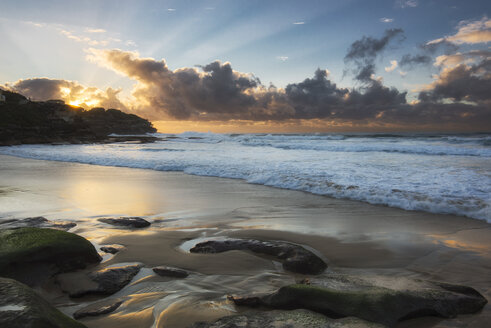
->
[[73, 298, 124, 320], [98, 217, 150, 228], [0, 277, 86, 328], [0, 228, 101, 285], [190, 238, 327, 275], [152, 266, 189, 278], [229, 274, 488, 327], [59, 264, 142, 297], [191, 309, 383, 328], [100, 244, 124, 254], [0, 217, 76, 231]]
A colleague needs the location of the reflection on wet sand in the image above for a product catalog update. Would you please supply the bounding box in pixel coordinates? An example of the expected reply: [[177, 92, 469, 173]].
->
[[1, 155, 490, 328], [429, 228, 491, 256], [66, 179, 158, 217], [85, 307, 154, 328]]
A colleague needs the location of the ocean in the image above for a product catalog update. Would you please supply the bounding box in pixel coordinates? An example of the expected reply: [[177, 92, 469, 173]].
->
[[1, 132, 490, 222]]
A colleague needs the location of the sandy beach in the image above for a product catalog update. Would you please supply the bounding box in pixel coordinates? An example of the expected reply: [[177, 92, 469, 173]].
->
[[1, 154, 490, 328]]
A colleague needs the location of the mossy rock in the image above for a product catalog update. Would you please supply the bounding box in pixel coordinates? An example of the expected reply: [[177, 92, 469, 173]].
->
[[0, 277, 87, 328], [0, 228, 101, 284], [231, 274, 488, 327]]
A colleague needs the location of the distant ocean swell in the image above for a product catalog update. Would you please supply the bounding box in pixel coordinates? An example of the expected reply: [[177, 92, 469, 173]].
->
[[1, 132, 490, 222]]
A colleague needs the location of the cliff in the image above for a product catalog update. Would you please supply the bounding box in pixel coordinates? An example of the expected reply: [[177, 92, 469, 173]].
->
[[0, 89, 157, 146]]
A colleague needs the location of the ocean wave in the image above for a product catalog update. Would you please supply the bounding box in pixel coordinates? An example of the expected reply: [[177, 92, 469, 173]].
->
[[1, 133, 490, 222], [237, 141, 491, 157], [157, 132, 491, 157]]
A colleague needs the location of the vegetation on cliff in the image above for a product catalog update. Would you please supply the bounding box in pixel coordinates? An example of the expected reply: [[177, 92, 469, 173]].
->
[[0, 89, 156, 145]]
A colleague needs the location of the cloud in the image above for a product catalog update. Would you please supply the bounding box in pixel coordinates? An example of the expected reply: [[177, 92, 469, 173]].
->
[[433, 50, 490, 68], [24, 21, 46, 28], [59, 29, 109, 46], [385, 60, 398, 72], [86, 48, 264, 120], [380, 18, 394, 23], [85, 28, 106, 34], [427, 16, 491, 45], [3, 78, 127, 110], [419, 57, 491, 104], [56, 27, 135, 49], [167, 8, 176, 12], [85, 48, 410, 123], [421, 39, 459, 55], [84, 47, 489, 130], [7, 21, 490, 132], [277, 56, 289, 61], [399, 54, 432, 67], [293, 22, 305, 25], [397, 0, 418, 8], [344, 29, 405, 83]]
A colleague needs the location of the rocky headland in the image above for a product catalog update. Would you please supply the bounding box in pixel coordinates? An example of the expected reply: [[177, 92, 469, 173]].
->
[[0, 89, 157, 146]]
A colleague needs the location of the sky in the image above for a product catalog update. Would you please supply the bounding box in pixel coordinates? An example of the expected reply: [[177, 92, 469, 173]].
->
[[0, 0, 490, 133]]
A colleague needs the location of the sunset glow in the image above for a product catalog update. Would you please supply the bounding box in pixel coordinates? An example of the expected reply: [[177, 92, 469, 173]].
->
[[0, 2, 490, 327], [0, 0, 489, 132]]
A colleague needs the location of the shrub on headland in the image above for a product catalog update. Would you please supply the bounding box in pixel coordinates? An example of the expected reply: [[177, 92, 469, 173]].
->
[[0, 89, 156, 145]]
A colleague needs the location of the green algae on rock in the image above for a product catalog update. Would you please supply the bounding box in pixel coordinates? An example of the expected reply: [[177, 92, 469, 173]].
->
[[0, 277, 87, 328], [230, 274, 488, 327], [0, 227, 101, 284]]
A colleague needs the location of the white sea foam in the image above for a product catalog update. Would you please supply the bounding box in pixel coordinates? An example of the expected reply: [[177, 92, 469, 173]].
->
[[1, 133, 490, 222]]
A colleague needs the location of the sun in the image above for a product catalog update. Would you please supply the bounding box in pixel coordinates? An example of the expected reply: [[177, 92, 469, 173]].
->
[[68, 99, 83, 107], [68, 98, 100, 108]]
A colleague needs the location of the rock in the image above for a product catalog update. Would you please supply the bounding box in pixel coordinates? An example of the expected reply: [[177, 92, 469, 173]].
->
[[229, 274, 488, 327], [0, 89, 157, 146], [98, 217, 150, 228], [73, 298, 124, 320], [190, 238, 327, 275], [0, 277, 86, 328], [100, 244, 124, 254], [59, 264, 142, 298], [0, 228, 101, 285], [0, 217, 76, 231], [190, 309, 383, 328], [152, 266, 189, 278]]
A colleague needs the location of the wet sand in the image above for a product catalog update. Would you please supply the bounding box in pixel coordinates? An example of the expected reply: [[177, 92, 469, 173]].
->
[[0, 154, 490, 327]]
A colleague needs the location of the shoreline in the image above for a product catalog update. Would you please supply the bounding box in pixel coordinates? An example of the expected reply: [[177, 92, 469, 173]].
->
[[0, 148, 488, 223], [1, 154, 490, 327]]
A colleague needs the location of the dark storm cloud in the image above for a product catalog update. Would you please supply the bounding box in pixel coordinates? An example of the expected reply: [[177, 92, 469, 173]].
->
[[9, 78, 69, 100], [399, 54, 432, 67], [419, 58, 491, 103], [283, 69, 349, 119], [344, 28, 405, 83], [88, 49, 263, 119], [5, 78, 127, 110], [84, 47, 490, 128], [89, 48, 414, 123], [280, 69, 405, 121], [381, 102, 491, 130], [345, 29, 405, 61]]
